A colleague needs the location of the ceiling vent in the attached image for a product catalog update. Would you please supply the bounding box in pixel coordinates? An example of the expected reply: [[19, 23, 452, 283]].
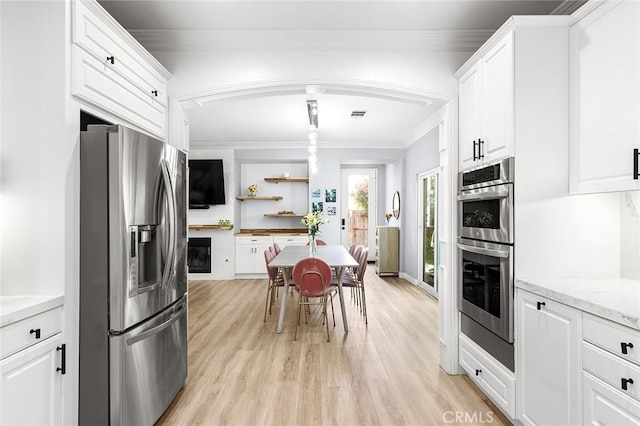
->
[[350, 111, 368, 118]]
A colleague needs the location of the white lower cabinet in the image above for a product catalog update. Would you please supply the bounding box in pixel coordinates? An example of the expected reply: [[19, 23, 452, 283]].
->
[[235, 236, 273, 274], [273, 235, 308, 248], [583, 371, 640, 424], [516, 289, 582, 426], [0, 305, 64, 426], [459, 333, 516, 418]]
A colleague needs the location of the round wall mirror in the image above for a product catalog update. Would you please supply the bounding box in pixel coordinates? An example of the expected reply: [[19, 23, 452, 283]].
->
[[392, 191, 400, 219]]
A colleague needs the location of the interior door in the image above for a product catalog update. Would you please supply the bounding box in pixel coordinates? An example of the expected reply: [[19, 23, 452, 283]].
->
[[340, 169, 377, 260]]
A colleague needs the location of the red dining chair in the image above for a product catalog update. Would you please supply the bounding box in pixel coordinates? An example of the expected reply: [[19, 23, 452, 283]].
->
[[292, 257, 335, 341], [263, 249, 285, 321]]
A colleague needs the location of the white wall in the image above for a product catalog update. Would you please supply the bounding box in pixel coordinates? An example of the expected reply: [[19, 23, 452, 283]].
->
[[402, 127, 440, 281], [188, 148, 235, 279]]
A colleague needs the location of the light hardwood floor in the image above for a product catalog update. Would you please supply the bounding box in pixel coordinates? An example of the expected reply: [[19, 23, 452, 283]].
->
[[157, 267, 509, 425]]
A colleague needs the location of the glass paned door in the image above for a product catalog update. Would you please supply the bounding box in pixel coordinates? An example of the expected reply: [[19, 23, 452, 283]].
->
[[340, 169, 377, 258], [418, 171, 438, 297]]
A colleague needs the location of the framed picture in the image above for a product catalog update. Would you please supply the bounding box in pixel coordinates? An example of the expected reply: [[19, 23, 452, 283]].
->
[[312, 202, 323, 213], [325, 189, 336, 203], [312, 188, 321, 198], [327, 206, 337, 216]]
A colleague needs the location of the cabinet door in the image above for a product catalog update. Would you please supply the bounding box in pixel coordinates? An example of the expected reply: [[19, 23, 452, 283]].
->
[[583, 371, 640, 425], [480, 31, 514, 163], [516, 289, 581, 426], [458, 64, 482, 170], [0, 334, 63, 426], [235, 245, 258, 274], [570, 0, 640, 194]]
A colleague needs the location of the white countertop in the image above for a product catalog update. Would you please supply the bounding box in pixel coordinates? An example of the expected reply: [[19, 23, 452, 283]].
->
[[0, 295, 64, 327], [516, 276, 640, 330]]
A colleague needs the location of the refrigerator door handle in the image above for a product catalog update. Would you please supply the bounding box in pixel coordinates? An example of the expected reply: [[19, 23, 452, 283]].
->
[[126, 299, 186, 346], [160, 159, 177, 289]]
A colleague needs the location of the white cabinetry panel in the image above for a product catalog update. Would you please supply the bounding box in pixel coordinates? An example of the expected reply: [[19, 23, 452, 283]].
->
[[570, 0, 640, 193], [459, 333, 515, 418], [0, 334, 63, 426], [583, 371, 640, 425], [516, 289, 582, 426]]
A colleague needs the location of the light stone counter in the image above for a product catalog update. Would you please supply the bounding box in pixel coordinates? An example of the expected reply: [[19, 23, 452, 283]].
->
[[516, 277, 640, 330], [0, 295, 64, 327]]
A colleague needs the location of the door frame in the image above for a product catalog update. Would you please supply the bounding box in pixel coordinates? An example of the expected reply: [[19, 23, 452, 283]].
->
[[340, 168, 378, 260], [417, 168, 439, 299]]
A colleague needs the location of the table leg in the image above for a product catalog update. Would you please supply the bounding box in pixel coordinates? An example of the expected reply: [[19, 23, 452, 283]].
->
[[335, 266, 349, 333], [276, 267, 290, 333]]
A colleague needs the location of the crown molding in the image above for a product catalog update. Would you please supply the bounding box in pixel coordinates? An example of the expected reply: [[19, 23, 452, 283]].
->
[[130, 29, 492, 53], [403, 107, 444, 148]]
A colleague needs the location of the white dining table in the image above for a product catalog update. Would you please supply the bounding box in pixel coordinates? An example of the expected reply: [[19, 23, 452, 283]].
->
[[269, 245, 359, 334]]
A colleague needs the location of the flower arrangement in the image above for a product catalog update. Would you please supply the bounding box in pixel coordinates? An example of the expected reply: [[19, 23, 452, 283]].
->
[[247, 184, 258, 196], [301, 211, 328, 237], [385, 212, 393, 223]]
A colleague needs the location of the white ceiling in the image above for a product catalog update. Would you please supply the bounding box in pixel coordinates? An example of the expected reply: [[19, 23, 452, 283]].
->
[[98, 0, 581, 149]]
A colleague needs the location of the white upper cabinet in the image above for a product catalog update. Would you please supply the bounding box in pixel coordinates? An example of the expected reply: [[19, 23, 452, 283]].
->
[[570, 0, 640, 194], [71, 0, 172, 140], [458, 31, 514, 170]]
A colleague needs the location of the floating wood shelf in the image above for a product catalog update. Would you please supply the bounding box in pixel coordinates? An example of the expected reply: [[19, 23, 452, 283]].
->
[[236, 195, 283, 201], [264, 213, 304, 217], [263, 177, 309, 183], [189, 224, 234, 231]]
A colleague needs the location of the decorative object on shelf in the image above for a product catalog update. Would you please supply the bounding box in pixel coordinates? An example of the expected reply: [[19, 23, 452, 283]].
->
[[385, 212, 393, 224], [392, 191, 401, 219], [327, 206, 336, 216], [283, 172, 290, 178], [218, 219, 231, 226], [312, 188, 321, 198], [312, 202, 323, 213], [301, 211, 328, 253], [247, 184, 258, 197]]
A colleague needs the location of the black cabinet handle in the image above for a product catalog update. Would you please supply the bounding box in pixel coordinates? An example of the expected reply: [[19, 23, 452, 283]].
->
[[478, 139, 485, 159], [634, 148, 639, 180], [30, 328, 41, 339], [536, 301, 546, 310], [152, 90, 158, 97], [475, 369, 482, 376], [473, 140, 477, 161], [56, 344, 66, 375], [106, 56, 115, 64], [622, 342, 634, 355], [622, 377, 634, 391]]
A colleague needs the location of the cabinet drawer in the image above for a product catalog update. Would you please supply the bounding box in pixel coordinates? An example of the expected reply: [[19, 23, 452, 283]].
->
[[459, 333, 515, 418], [583, 312, 640, 367], [583, 371, 640, 424], [584, 341, 640, 402], [235, 236, 273, 246], [71, 45, 167, 140], [0, 307, 62, 359], [273, 236, 307, 246], [73, 0, 167, 106]]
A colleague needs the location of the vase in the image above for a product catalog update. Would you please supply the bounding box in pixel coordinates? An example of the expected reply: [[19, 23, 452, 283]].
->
[[309, 235, 317, 254]]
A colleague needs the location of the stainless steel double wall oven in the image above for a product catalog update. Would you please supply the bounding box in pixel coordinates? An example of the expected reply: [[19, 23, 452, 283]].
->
[[457, 157, 515, 370]]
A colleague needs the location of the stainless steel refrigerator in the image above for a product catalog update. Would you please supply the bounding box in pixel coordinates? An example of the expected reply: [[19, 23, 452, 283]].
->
[[79, 124, 188, 425]]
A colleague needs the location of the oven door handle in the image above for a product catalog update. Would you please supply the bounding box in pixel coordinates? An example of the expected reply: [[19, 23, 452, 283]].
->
[[457, 242, 510, 259], [457, 188, 509, 202]]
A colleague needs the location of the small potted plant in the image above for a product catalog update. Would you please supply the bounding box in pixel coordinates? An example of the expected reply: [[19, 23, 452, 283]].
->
[[385, 212, 393, 224], [247, 184, 258, 197]]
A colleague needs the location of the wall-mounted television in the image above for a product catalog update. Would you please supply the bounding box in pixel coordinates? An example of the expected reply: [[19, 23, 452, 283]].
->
[[189, 159, 226, 207]]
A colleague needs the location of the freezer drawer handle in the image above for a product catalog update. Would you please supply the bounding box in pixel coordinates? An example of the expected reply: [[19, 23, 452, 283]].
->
[[56, 344, 66, 375], [126, 301, 186, 346]]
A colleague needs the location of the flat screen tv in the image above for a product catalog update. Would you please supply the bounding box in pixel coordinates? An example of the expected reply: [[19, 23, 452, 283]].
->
[[189, 159, 226, 207]]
